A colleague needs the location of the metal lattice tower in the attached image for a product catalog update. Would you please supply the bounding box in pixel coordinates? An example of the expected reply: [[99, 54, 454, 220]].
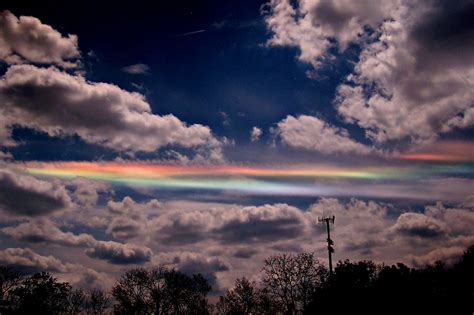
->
[[318, 215, 335, 277]]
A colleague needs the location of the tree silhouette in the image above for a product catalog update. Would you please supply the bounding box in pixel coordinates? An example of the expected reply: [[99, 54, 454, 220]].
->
[[67, 288, 86, 315], [112, 266, 211, 314], [0, 267, 22, 313], [0, 245, 471, 315], [261, 252, 327, 314], [9, 272, 70, 314], [87, 288, 110, 315], [215, 277, 261, 315]]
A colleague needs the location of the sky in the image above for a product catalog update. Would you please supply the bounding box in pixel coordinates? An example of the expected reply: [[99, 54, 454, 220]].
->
[[0, 0, 473, 293]]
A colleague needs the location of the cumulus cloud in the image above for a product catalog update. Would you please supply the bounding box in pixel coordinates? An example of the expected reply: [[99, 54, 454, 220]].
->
[[0, 10, 80, 67], [0, 169, 71, 216], [0, 247, 112, 289], [309, 198, 391, 256], [106, 217, 141, 240], [2, 219, 153, 265], [154, 202, 307, 245], [171, 253, 230, 290], [85, 241, 152, 264], [213, 203, 306, 244], [0, 64, 224, 158], [391, 213, 447, 238], [3, 195, 473, 291], [275, 115, 372, 154], [69, 177, 110, 208], [107, 196, 160, 219], [250, 127, 262, 142], [0, 247, 67, 273], [263, 0, 396, 67], [264, 0, 474, 146], [408, 246, 468, 267], [2, 219, 95, 246], [121, 63, 150, 74]]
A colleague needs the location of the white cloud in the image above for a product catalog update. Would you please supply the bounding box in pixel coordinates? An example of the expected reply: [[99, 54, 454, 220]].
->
[[0, 10, 80, 67], [264, 0, 474, 146], [0, 64, 224, 159], [263, 0, 396, 68], [250, 127, 262, 142], [275, 115, 372, 154]]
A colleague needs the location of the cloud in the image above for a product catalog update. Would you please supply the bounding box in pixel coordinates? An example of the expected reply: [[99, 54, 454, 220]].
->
[[0, 64, 224, 158], [107, 196, 160, 219], [2, 195, 473, 291], [213, 203, 306, 244], [0, 247, 67, 273], [2, 219, 95, 246], [121, 63, 150, 74], [85, 241, 152, 264], [409, 246, 467, 267], [0, 247, 112, 289], [0, 10, 80, 67], [69, 177, 110, 208], [275, 115, 372, 154], [250, 127, 262, 142], [171, 253, 230, 290], [233, 247, 258, 259], [263, 0, 395, 68], [153, 202, 307, 245], [2, 219, 153, 265], [220, 112, 231, 126], [391, 213, 447, 238], [0, 169, 71, 216], [156, 216, 209, 245], [424, 202, 474, 236], [308, 198, 391, 255], [264, 0, 474, 146], [106, 217, 141, 240]]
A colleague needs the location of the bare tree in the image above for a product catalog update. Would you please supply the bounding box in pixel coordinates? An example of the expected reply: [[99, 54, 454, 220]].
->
[[215, 277, 260, 315], [261, 252, 327, 314], [112, 268, 151, 314], [86, 288, 110, 315], [112, 266, 211, 315], [67, 289, 86, 315]]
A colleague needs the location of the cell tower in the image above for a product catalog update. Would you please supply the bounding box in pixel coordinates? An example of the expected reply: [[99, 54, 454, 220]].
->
[[318, 215, 335, 277]]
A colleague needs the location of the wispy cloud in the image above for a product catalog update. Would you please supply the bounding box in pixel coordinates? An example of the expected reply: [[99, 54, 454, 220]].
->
[[121, 63, 150, 74], [174, 29, 205, 37]]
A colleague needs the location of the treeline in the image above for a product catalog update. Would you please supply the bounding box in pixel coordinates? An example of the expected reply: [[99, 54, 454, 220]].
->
[[0, 246, 472, 314]]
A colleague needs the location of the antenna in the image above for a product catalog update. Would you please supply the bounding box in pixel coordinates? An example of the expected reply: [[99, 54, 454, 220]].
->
[[318, 215, 335, 277]]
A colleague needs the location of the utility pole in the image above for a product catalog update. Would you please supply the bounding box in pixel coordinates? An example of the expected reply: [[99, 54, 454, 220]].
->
[[318, 215, 335, 277]]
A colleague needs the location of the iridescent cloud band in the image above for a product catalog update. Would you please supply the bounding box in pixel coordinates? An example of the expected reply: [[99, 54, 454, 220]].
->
[[20, 160, 473, 196]]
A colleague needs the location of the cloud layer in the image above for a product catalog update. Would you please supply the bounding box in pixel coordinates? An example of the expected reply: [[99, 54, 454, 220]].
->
[[3, 219, 153, 264]]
